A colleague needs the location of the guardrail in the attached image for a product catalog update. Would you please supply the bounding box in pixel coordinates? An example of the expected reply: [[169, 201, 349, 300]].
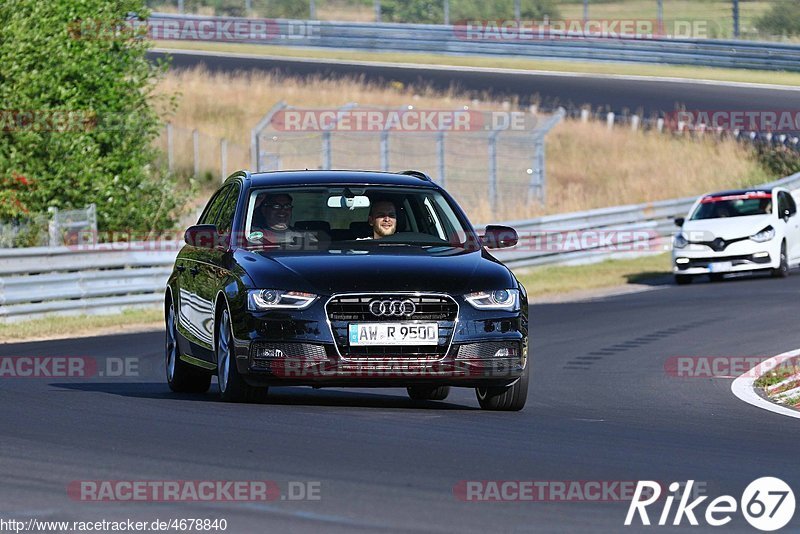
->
[[2, 171, 800, 321], [150, 13, 800, 72]]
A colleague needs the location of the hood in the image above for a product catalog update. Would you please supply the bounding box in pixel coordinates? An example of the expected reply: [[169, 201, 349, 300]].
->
[[235, 245, 514, 295], [681, 214, 774, 241]]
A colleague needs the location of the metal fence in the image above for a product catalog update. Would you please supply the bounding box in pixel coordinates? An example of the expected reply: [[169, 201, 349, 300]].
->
[[249, 103, 564, 218], [4, 171, 800, 322], [150, 12, 800, 72]]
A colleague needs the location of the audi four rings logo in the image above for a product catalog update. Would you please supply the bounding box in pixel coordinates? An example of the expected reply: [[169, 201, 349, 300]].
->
[[369, 299, 416, 316]]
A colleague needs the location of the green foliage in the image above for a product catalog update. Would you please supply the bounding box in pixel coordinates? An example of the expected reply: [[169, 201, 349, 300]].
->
[[754, 144, 800, 178], [756, 0, 800, 37], [0, 0, 179, 233], [383, 0, 560, 23]]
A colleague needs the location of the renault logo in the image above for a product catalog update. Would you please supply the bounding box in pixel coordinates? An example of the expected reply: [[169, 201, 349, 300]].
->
[[369, 299, 416, 317]]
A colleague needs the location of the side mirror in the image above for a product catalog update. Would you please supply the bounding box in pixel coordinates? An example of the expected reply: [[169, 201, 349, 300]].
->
[[674, 217, 685, 227], [184, 224, 229, 250], [482, 225, 518, 249]]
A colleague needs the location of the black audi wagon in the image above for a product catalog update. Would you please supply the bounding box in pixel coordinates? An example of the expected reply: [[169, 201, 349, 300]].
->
[[165, 170, 529, 410]]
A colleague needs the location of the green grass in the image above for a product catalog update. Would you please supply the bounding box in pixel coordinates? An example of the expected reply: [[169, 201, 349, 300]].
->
[[513, 253, 670, 298], [155, 40, 800, 87], [754, 364, 800, 389], [0, 307, 162, 343]]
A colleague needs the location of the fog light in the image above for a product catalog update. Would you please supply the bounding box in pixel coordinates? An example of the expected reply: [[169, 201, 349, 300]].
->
[[753, 251, 769, 258], [494, 347, 518, 358], [255, 348, 284, 359], [675, 258, 690, 265]]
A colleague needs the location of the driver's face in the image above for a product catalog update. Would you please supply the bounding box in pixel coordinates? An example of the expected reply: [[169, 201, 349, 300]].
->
[[262, 194, 293, 230], [369, 201, 397, 238]]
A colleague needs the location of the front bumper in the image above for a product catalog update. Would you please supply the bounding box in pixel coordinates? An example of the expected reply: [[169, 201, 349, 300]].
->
[[672, 238, 779, 275], [241, 340, 527, 388], [231, 293, 528, 388]]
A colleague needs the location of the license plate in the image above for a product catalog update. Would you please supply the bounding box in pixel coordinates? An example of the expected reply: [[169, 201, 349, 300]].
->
[[348, 323, 439, 346], [709, 261, 732, 273]]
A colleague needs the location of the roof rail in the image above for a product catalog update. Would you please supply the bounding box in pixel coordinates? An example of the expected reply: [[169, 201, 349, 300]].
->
[[400, 170, 432, 182]]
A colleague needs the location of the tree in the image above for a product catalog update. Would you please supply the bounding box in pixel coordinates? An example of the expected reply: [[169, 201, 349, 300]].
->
[[0, 0, 178, 235]]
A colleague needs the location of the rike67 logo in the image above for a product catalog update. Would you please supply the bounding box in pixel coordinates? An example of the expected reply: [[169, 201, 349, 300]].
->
[[625, 478, 795, 531]]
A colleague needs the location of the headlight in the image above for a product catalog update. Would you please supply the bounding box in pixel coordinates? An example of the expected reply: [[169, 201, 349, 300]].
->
[[465, 289, 520, 311], [673, 233, 688, 249], [750, 226, 775, 243], [247, 289, 317, 311]]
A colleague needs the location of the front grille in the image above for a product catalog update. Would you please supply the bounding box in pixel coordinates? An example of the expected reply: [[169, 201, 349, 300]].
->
[[677, 254, 771, 270], [326, 294, 457, 358]]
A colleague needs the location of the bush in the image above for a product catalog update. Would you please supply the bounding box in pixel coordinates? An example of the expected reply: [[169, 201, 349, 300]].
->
[[756, 0, 800, 37], [754, 144, 800, 177], [0, 0, 179, 234]]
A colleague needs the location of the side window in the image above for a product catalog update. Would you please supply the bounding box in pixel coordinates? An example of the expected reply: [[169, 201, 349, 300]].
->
[[198, 186, 230, 225], [216, 184, 240, 234]]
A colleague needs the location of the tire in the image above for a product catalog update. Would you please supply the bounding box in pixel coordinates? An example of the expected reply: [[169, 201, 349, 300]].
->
[[407, 385, 450, 401], [675, 274, 693, 285], [217, 308, 267, 403], [476, 365, 529, 411], [772, 241, 789, 278], [166, 299, 211, 393]]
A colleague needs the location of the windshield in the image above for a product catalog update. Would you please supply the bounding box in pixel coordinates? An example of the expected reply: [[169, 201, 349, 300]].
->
[[689, 192, 773, 220], [242, 186, 473, 249]]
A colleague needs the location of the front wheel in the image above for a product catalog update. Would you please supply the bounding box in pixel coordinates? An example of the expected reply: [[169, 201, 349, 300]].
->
[[217, 308, 267, 403], [476, 365, 529, 411], [166, 299, 211, 393], [772, 242, 789, 278]]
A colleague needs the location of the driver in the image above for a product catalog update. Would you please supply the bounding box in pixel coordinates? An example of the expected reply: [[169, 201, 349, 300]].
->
[[367, 199, 398, 239]]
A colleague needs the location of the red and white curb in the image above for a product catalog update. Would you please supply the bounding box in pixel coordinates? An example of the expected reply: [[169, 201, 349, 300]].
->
[[731, 348, 800, 420]]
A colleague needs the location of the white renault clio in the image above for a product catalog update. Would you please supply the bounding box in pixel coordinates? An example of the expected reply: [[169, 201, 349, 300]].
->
[[672, 187, 800, 284]]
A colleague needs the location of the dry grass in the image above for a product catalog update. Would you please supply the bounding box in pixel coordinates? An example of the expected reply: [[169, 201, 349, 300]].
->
[[153, 67, 770, 223]]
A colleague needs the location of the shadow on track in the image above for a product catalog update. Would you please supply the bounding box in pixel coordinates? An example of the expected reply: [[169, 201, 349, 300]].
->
[[49, 382, 476, 410]]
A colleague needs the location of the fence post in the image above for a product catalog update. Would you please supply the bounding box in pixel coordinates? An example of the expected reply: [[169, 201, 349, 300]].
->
[[380, 130, 390, 171], [220, 138, 228, 182], [309, 0, 316, 19], [437, 131, 446, 187], [166, 123, 174, 172], [322, 131, 332, 170], [178, 0, 184, 14], [47, 207, 59, 247], [606, 112, 615, 130], [443, 0, 449, 25], [374, 0, 381, 22], [657, 118, 665, 133], [580, 109, 590, 123], [192, 129, 200, 176], [631, 115, 640, 132], [488, 128, 501, 219], [250, 101, 288, 172]]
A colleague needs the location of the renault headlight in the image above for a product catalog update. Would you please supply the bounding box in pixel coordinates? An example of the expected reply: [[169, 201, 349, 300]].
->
[[247, 290, 317, 311], [750, 226, 775, 243], [465, 289, 520, 311], [673, 233, 688, 249]]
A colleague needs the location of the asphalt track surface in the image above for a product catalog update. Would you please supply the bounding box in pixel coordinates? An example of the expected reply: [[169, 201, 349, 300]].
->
[[2, 273, 799, 533], [150, 49, 800, 118]]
